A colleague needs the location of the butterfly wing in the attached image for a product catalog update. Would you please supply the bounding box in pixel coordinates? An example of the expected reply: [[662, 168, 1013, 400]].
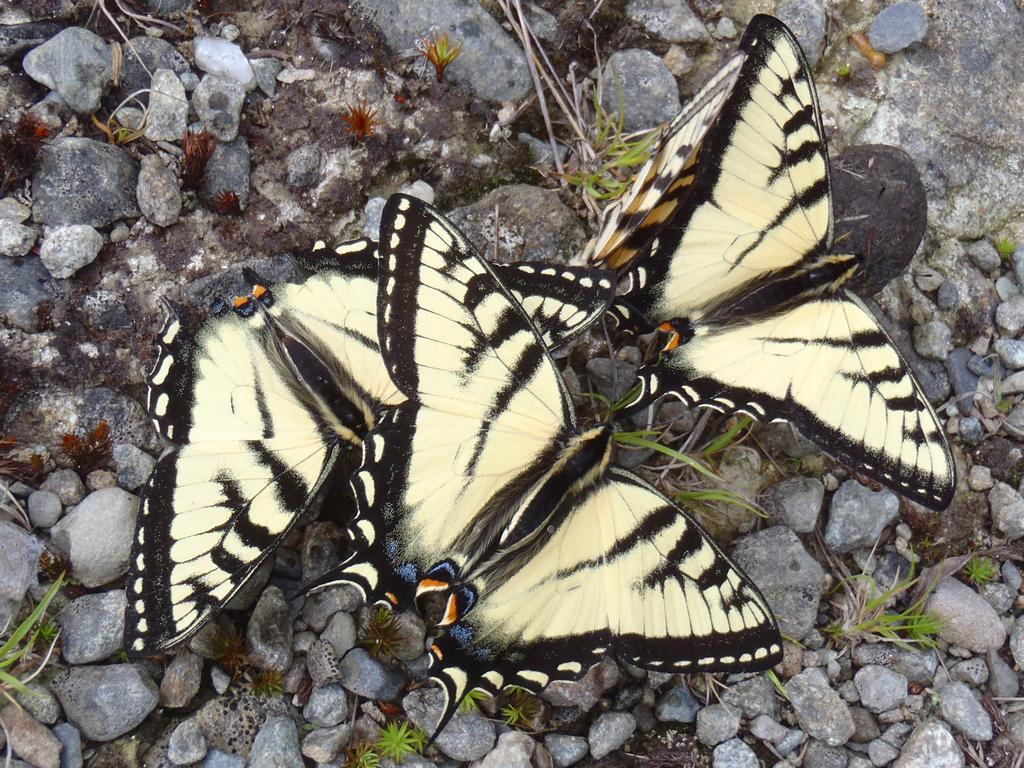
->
[[428, 467, 782, 712], [625, 292, 955, 509], [609, 15, 838, 326], [586, 50, 744, 270], [126, 311, 339, 655]]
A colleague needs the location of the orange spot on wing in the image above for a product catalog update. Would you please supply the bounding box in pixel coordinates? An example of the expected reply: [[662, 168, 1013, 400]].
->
[[418, 578, 449, 591], [658, 322, 681, 351], [232, 296, 250, 309]]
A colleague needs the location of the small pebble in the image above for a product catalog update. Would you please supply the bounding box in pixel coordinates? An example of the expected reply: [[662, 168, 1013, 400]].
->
[[868, 1, 928, 53], [27, 490, 61, 527]]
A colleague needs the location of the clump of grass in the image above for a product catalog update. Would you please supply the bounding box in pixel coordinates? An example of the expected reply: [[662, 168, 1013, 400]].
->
[[250, 668, 284, 697], [210, 624, 249, 676], [563, 85, 659, 202], [458, 687, 490, 713], [340, 100, 380, 141], [0, 112, 50, 195], [1, 575, 63, 706], [825, 555, 943, 650], [417, 31, 463, 83], [501, 686, 541, 729], [61, 420, 112, 475], [375, 720, 427, 762], [343, 742, 380, 768], [995, 238, 1017, 260], [963, 556, 999, 587], [91, 113, 146, 146], [360, 606, 406, 659]]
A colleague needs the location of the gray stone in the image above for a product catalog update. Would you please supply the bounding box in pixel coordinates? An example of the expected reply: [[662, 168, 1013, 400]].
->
[[285, 145, 321, 189], [950, 657, 988, 686], [52, 723, 82, 768], [721, 675, 779, 719], [945, 349, 978, 403], [248, 716, 302, 768], [199, 137, 251, 210], [776, 0, 827, 68], [853, 665, 907, 713], [542, 657, 618, 710], [0, 254, 53, 331], [761, 476, 824, 533], [989, 481, 1024, 539], [750, 714, 790, 743], [968, 239, 1002, 271], [161, 650, 204, 708], [913, 320, 951, 361], [695, 704, 739, 746], [0, 219, 36, 257], [51, 664, 159, 742], [938, 681, 992, 741], [403, 687, 495, 761], [892, 720, 963, 768], [306, 638, 343, 687], [339, 648, 405, 701], [119, 36, 190, 101], [586, 357, 638, 404], [27, 490, 61, 528], [111, 443, 155, 492], [303, 682, 349, 727], [927, 577, 1006, 653], [322, 610, 357, 658], [192, 74, 245, 141], [299, 585, 362, 630], [0, 704, 61, 768], [785, 668, 855, 747], [995, 338, 1024, 369], [601, 49, 680, 132], [168, 718, 207, 765], [588, 711, 635, 760], [353, 0, 530, 101], [852, 645, 937, 685], [959, 417, 983, 446], [0, 519, 43, 603], [1009, 615, 1024, 668], [824, 480, 899, 553], [712, 738, 759, 768], [32, 138, 139, 227], [868, 2, 928, 53], [732, 525, 823, 640], [40, 469, 85, 505], [246, 586, 292, 672], [544, 734, 588, 768], [476, 731, 535, 768], [655, 683, 700, 723], [146, 69, 188, 142], [996, 274, 1019, 301], [986, 649, 1019, 698], [137, 154, 181, 228], [716, 17, 737, 38], [447, 184, 587, 266], [193, 37, 255, 90], [300, 723, 351, 763], [870, 737, 901, 765], [58, 589, 125, 664], [250, 58, 283, 97], [50, 487, 138, 588], [936, 279, 959, 310], [38, 225, 103, 279], [22, 27, 112, 113], [625, 0, 708, 43], [997, 294, 1024, 335], [13, 681, 61, 725], [200, 749, 245, 768], [804, 740, 849, 768]]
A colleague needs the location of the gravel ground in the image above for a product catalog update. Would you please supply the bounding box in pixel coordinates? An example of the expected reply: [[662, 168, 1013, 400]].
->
[[1, 1, 1023, 767]]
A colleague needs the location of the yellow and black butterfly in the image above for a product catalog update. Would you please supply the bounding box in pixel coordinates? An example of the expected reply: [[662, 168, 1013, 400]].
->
[[125, 239, 616, 656], [316, 195, 782, 735], [590, 15, 955, 510]]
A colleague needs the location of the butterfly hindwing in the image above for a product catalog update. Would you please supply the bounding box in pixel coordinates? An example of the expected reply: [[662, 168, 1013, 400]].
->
[[627, 292, 954, 508]]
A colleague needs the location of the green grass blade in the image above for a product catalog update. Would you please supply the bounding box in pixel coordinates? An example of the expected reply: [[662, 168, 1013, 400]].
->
[[613, 432, 719, 481]]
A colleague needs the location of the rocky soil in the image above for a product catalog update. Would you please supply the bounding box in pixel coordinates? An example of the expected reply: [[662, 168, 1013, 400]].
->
[[1, 0, 1023, 767]]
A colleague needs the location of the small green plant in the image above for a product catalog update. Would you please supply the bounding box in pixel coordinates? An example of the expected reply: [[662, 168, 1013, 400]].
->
[[0, 575, 63, 705], [113, 648, 130, 663], [375, 720, 427, 762], [825, 559, 943, 650], [837, 62, 852, 78], [501, 686, 541, 729], [343, 742, 381, 768], [250, 669, 285, 697], [458, 687, 490, 713], [995, 238, 1016, 260], [417, 31, 463, 83], [964, 556, 999, 586], [698, 416, 754, 460], [360, 606, 405, 659]]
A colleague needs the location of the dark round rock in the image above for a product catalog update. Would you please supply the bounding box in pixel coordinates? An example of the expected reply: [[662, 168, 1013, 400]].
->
[[831, 144, 927, 297]]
